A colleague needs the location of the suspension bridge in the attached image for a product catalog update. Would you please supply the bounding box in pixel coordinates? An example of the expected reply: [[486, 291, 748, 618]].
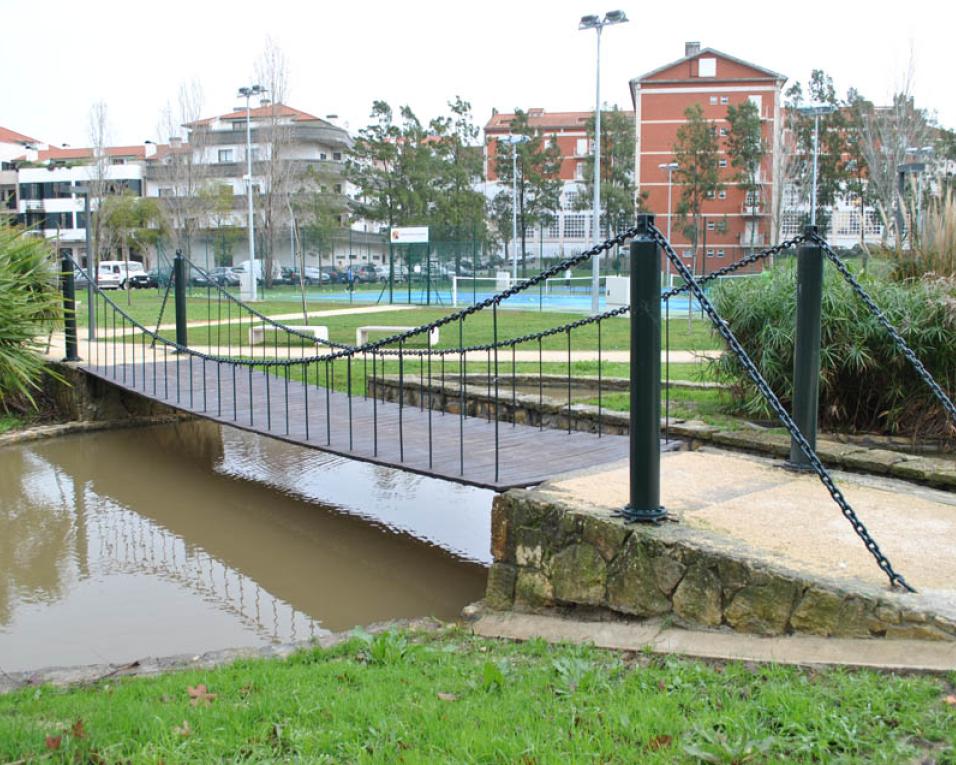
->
[[58, 215, 956, 593]]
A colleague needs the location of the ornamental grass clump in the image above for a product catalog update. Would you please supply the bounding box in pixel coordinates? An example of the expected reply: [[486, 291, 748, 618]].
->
[[0, 225, 61, 411], [710, 259, 956, 441]]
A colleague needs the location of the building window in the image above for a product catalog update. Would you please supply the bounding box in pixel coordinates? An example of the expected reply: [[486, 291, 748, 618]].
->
[[720, 96, 729, 105], [546, 218, 560, 238], [718, 190, 727, 199], [334, 184, 342, 194], [218, 149, 234, 163], [717, 250, 726, 258], [158, 188, 174, 197], [562, 191, 579, 210], [709, 96, 718, 105], [706, 190, 716, 199], [719, 127, 728, 137], [706, 221, 716, 231], [333, 152, 342, 161], [718, 159, 728, 168], [319, 152, 327, 160], [706, 249, 715, 258], [575, 138, 588, 156], [564, 214, 586, 239], [233, 121, 245, 130], [574, 162, 585, 181], [698, 57, 716, 77]]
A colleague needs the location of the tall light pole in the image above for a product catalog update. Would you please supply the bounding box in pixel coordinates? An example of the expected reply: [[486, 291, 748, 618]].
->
[[798, 104, 836, 227], [238, 84, 266, 300], [580, 10, 628, 313], [500, 134, 529, 283]]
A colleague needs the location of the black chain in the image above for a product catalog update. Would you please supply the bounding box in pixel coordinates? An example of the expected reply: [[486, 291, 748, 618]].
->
[[661, 235, 806, 301], [649, 225, 915, 593], [810, 234, 956, 430]]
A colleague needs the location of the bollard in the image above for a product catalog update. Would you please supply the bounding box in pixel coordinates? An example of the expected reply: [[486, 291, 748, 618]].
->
[[61, 253, 80, 362], [621, 214, 665, 522], [173, 249, 188, 350], [788, 225, 824, 468]]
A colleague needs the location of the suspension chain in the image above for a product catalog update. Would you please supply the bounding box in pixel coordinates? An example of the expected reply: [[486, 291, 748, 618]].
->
[[810, 234, 956, 429], [661, 235, 806, 301], [649, 225, 914, 593]]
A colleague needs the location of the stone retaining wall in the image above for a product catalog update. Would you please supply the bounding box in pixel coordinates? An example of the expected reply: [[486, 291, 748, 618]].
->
[[486, 490, 956, 642]]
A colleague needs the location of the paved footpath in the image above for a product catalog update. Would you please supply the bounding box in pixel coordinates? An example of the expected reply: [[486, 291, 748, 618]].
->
[[470, 609, 956, 672]]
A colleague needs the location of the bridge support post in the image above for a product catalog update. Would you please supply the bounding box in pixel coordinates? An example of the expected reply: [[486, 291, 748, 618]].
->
[[61, 252, 80, 362], [173, 249, 188, 350], [621, 214, 665, 522], [788, 225, 823, 468]]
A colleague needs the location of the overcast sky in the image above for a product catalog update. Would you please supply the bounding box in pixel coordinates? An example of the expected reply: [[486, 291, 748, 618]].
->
[[3, 0, 951, 147]]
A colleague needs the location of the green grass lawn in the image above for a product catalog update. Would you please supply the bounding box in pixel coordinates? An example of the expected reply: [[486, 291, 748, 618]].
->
[[1, 627, 953, 763]]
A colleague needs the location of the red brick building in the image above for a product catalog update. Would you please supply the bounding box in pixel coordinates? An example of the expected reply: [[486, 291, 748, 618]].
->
[[630, 42, 786, 268]]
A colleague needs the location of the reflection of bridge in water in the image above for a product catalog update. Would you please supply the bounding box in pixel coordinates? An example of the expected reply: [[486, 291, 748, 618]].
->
[[90, 502, 319, 644]]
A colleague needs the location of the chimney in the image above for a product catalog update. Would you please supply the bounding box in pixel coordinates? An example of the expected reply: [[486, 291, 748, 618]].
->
[[685, 41, 701, 57]]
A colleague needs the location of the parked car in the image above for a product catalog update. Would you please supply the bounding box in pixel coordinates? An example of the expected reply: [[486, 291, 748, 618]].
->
[[210, 266, 240, 287], [354, 264, 378, 283], [318, 265, 343, 284], [94, 261, 123, 290], [96, 260, 151, 289], [286, 266, 328, 286]]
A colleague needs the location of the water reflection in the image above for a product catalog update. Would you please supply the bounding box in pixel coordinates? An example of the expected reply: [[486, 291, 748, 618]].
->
[[0, 423, 490, 671]]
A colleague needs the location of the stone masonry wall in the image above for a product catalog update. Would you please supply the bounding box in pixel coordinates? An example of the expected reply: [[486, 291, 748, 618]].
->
[[486, 490, 956, 642]]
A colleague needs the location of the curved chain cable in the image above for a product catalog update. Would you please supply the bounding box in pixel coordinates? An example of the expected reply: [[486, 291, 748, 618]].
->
[[660, 235, 806, 300], [810, 233, 956, 429], [649, 225, 915, 593]]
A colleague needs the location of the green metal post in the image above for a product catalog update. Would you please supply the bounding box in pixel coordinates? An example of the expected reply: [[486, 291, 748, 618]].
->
[[61, 253, 80, 362], [173, 249, 188, 349], [788, 225, 824, 468], [622, 214, 665, 522]]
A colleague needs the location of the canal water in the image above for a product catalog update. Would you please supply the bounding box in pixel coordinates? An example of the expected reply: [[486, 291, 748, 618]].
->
[[0, 422, 491, 672]]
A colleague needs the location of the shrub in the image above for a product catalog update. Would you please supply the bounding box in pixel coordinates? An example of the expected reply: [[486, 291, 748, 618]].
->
[[891, 189, 956, 281], [0, 225, 62, 411], [710, 260, 956, 441]]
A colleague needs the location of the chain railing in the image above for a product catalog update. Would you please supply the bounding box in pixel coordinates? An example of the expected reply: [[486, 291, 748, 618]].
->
[[648, 224, 914, 592]]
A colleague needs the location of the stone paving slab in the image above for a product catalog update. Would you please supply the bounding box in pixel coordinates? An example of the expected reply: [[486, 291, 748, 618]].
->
[[471, 610, 956, 672]]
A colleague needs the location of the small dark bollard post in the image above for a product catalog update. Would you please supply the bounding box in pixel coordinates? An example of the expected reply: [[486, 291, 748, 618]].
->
[[620, 214, 665, 522], [61, 253, 80, 362], [173, 249, 188, 350], [788, 226, 824, 469]]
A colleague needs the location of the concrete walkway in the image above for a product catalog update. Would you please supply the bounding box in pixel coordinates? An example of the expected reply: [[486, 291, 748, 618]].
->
[[470, 610, 956, 672]]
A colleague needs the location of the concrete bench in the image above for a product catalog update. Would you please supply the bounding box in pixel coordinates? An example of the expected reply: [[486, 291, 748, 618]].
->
[[356, 325, 440, 347], [249, 324, 329, 345]]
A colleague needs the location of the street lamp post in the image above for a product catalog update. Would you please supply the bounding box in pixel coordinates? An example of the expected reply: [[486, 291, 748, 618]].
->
[[238, 84, 266, 301], [798, 105, 836, 227], [903, 145, 934, 244], [580, 10, 628, 314], [500, 134, 529, 283]]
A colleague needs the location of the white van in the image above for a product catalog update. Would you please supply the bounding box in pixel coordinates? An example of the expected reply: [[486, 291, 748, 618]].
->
[[232, 259, 282, 283], [98, 260, 150, 289]]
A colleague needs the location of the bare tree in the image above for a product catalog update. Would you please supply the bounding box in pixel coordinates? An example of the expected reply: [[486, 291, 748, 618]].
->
[[854, 76, 932, 246], [87, 101, 112, 271], [253, 37, 295, 286], [154, 80, 210, 263]]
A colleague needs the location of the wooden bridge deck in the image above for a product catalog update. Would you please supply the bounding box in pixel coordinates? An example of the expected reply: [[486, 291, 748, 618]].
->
[[78, 356, 640, 490]]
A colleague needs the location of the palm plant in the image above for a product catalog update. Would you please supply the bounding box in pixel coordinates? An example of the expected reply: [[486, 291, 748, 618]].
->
[[0, 224, 62, 411]]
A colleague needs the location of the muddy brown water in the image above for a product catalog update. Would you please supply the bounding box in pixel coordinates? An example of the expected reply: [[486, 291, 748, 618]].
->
[[0, 422, 491, 672]]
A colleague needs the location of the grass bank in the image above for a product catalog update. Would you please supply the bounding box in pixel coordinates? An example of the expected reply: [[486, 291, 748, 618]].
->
[[1, 627, 954, 763]]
